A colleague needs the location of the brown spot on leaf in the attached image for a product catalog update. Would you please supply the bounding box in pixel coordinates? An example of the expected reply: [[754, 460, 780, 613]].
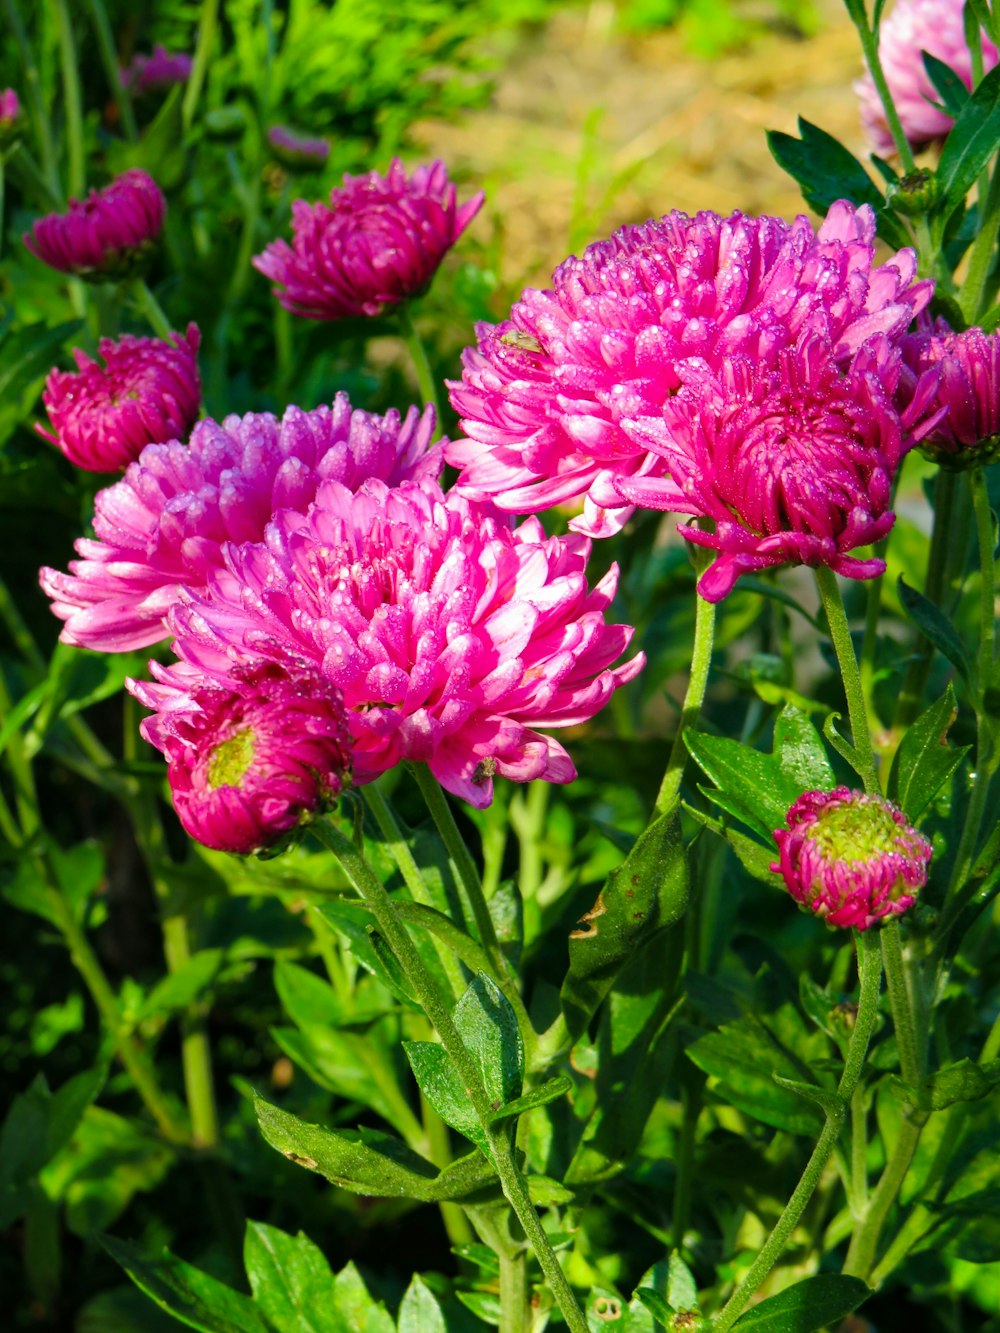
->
[[283, 1151, 318, 1169], [570, 891, 607, 939]]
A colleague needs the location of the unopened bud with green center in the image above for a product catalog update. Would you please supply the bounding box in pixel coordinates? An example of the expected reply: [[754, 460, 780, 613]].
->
[[887, 168, 938, 216], [772, 787, 932, 930]]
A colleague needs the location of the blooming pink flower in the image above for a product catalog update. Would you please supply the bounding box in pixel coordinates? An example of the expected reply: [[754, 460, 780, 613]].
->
[[615, 336, 914, 601], [39, 396, 443, 652], [253, 158, 483, 319], [23, 169, 166, 279], [120, 45, 193, 97], [37, 325, 201, 473], [445, 200, 932, 539], [855, 0, 998, 154], [161, 479, 644, 808], [772, 787, 932, 930], [899, 321, 1000, 461], [266, 125, 329, 170], [130, 662, 350, 854]]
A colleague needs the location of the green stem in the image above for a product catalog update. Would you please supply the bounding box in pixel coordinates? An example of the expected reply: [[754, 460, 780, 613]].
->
[[843, 1112, 926, 1279], [182, 0, 220, 131], [672, 1080, 702, 1249], [362, 780, 468, 1000], [815, 567, 879, 794], [850, 1085, 869, 1216], [408, 764, 535, 1045], [2, 0, 60, 195], [656, 587, 716, 813], [514, 781, 548, 899], [53, 0, 85, 197], [310, 818, 588, 1333], [131, 279, 174, 339], [398, 303, 442, 427], [881, 918, 923, 1087], [499, 1246, 530, 1333], [0, 573, 45, 672], [85, 0, 137, 142], [851, 10, 918, 172], [960, 162, 1000, 322], [713, 929, 882, 1332], [971, 468, 997, 701], [0, 156, 5, 262]]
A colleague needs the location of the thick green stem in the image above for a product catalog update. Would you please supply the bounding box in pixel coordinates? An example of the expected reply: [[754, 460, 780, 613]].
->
[[656, 587, 716, 813], [850, 1085, 869, 1216], [182, 0, 220, 130], [815, 567, 879, 794], [131, 279, 174, 339], [399, 304, 442, 427], [851, 10, 917, 172], [672, 1080, 702, 1249], [310, 819, 588, 1333], [499, 1246, 530, 1333], [713, 929, 882, 1332], [85, 0, 137, 141], [53, 0, 85, 197], [896, 470, 959, 727], [844, 1112, 926, 1279], [881, 919, 924, 1087]]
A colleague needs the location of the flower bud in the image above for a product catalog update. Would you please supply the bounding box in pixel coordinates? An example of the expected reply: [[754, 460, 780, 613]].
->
[[23, 169, 166, 280], [266, 125, 329, 172], [772, 788, 932, 930], [887, 168, 938, 216]]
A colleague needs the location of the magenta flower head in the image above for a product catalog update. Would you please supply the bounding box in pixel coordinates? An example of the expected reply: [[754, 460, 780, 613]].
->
[[0, 88, 21, 146], [855, 0, 998, 154], [615, 336, 911, 602], [899, 321, 1000, 464], [130, 662, 351, 854], [253, 158, 484, 319], [445, 200, 931, 539], [162, 479, 644, 808], [120, 45, 193, 97], [23, 169, 166, 280], [267, 125, 330, 171], [39, 396, 443, 652], [772, 788, 932, 930], [37, 325, 201, 474]]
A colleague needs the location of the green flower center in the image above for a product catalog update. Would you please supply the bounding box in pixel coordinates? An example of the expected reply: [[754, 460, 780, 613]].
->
[[206, 727, 256, 789], [806, 797, 902, 864]]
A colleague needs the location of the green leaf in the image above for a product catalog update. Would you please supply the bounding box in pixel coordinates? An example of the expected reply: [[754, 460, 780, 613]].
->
[[686, 801, 777, 885], [397, 1274, 446, 1333], [921, 1058, 1000, 1110], [454, 974, 523, 1112], [772, 705, 836, 794], [253, 1093, 495, 1201], [0, 321, 83, 444], [922, 51, 970, 117], [243, 1221, 338, 1333], [766, 119, 907, 247], [331, 1263, 394, 1333], [316, 901, 419, 1009], [404, 1040, 484, 1151], [101, 1236, 271, 1333], [667, 1249, 698, 1311], [934, 64, 1000, 230], [888, 684, 969, 818], [634, 1287, 674, 1326], [273, 960, 344, 1029], [106, 87, 187, 190], [489, 1074, 572, 1124], [685, 1024, 824, 1136], [136, 950, 225, 1023], [897, 576, 972, 684], [394, 901, 493, 976], [560, 806, 688, 1041], [730, 1273, 870, 1331], [771, 1075, 845, 1119], [683, 731, 797, 837]]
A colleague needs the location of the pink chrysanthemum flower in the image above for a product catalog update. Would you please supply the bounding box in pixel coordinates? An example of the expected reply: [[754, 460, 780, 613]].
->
[[773, 787, 932, 930], [445, 201, 931, 538], [253, 158, 484, 319], [129, 662, 351, 854], [899, 321, 1000, 463], [37, 325, 201, 474], [614, 336, 924, 601], [23, 169, 166, 280], [39, 396, 443, 653], [120, 45, 193, 97], [161, 478, 644, 808], [266, 125, 329, 170], [855, 0, 998, 155]]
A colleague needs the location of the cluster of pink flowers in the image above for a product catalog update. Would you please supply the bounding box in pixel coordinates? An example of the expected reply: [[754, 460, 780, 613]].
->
[[855, 0, 998, 154], [24, 169, 166, 279]]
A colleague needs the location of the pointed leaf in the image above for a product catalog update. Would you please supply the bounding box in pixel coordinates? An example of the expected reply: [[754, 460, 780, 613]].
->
[[898, 576, 972, 683], [667, 1249, 698, 1311], [454, 974, 523, 1113], [771, 1075, 845, 1119], [397, 1274, 446, 1333], [730, 1274, 870, 1332], [332, 1263, 394, 1333], [244, 1221, 338, 1333], [922, 51, 970, 117], [683, 731, 795, 835], [934, 64, 1000, 228], [489, 1074, 572, 1124], [888, 684, 969, 818], [772, 705, 835, 794], [403, 1041, 484, 1151]]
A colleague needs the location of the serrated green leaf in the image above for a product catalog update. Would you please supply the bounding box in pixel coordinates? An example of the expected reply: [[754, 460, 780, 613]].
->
[[489, 1074, 572, 1124], [397, 1274, 446, 1333], [685, 1024, 823, 1136], [898, 576, 972, 683], [244, 1221, 338, 1333], [454, 974, 523, 1113], [253, 1093, 495, 1200], [888, 684, 969, 818], [101, 1236, 271, 1333], [683, 731, 796, 836], [560, 806, 688, 1041], [730, 1273, 870, 1331]]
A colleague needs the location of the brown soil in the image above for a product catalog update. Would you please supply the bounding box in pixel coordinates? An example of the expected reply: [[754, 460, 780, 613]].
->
[[412, 0, 867, 291]]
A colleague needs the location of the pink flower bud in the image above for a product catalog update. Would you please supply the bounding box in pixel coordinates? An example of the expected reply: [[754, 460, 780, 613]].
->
[[120, 45, 192, 97], [266, 125, 329, 170], [899, 322, 1000, 465], [23, 169, 166, 280], [772, 788, 932, 930]]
